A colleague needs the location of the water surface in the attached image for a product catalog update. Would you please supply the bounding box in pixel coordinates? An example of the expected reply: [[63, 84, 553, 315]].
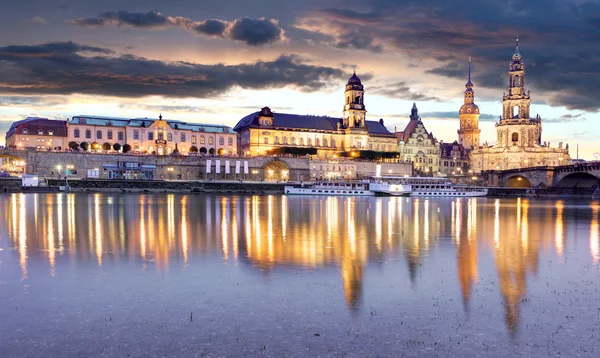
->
[[0, 194, 599, 357]]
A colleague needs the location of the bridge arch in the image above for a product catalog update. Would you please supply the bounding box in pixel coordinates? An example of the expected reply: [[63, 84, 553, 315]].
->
[[263, 159, 290, 181], [504, 175, 532, 188], [0, 150, 28, 173], [556, 172, 599, 188]]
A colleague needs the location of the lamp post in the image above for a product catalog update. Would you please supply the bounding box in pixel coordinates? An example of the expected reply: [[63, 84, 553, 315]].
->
[[56, 165, 62, 179], [594, 152, 600, 162]]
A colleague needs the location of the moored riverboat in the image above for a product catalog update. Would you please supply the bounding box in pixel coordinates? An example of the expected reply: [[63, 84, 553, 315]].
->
[[378, 176, 488, 197]]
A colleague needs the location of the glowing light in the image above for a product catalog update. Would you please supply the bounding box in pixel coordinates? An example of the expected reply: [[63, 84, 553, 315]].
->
[[555, 201, 564, 257], [94, 194, 102, 267], [494, 199, 500, 248], [591, 205, 599, 264]]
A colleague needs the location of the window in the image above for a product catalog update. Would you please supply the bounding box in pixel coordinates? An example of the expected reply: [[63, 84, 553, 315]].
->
[[323, 139, 328, 147], [158, 132, 164, 141], [192, 136, 197, 144], [133, 130, 139, 140], [208, 136, 213, 145], [512, 132, 519, 142], [85, 130, 91, 139], [291, 137, 296, 145], [283, 137, 288, 144], [48, 130, 54, 136], [148, 132, 154, 140], [275, 136, 280, 144], [308, 138, 312, 146], [219, 137, 224, 145], [264, 137, 268, 144], [300, 138, 304, 145], [22, 129, 28, 134], [38, 129, 44, 135], [74, 129, 80, 138], [167, 133, 172, 141], [200, 136, 205, 144], [331, 139, 336, 148], [181, 133, 186, 142], [148, 146, 154, 153], [118, 132, 124, 141], [228, 137, 233, 146], [97, 130, 102, 139], [315, 138, 320, 147], [107, 130, 113, 140]]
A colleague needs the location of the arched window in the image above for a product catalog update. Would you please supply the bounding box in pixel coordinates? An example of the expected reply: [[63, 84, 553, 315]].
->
[[22, 129, 28, 134], [228, 137, 233, 146], [331, 139, 336, 148], [275, 136, 280, 144], [167, 133, 173, 141], [219, 137, 224, 145], [85, 130, 91, 139], [107, 130, 113, 140], [300, 138, 304, 145], [96, 130, 102, 139], [308, 138, 312, 146], [200, 136, 205, 144], [48, 130, 54, 136], [192, 135, 197, 144], [323, 139, 328, 147], [512, 132, 519, 142], [291, 137, 296, 145], [315, 138, 320, 147], [208, 137, 214, 145], [38, 129, 44, 135], [283, 137, 288, 144], [74, 129, 80, 138]]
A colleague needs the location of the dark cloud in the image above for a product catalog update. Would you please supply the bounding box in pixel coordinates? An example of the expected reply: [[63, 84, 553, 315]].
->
[[71, 11, 285, 46], [543, 113, 586, 123], [296, 0, 600, 111], [0, 96, 67, 107], [228, 18, 285, 46], [370, 82, 440, 101], [419, 111, 499, 122], [0, 42, 344, 98]]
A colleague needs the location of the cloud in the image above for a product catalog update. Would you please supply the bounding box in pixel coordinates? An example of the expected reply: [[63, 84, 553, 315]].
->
[[31, 17, 47, 24], [0, 96, 67, 107], [543, 113, 586, 123], [295, 0, 600, 111], [0, 41, 345, 98], [419, 111, 499, 122], [370, 82, 440, 101], [71, 10, 285, 46]]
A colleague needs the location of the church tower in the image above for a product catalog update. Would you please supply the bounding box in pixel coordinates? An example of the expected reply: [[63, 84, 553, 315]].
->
[[343, 72, 367, 132], [458, 57, 481, 149], [501, 37, 531, 121]]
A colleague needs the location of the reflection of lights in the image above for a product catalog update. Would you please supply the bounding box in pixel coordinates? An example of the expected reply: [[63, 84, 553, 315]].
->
[[555, 201, 564, 257], [94, 194, 102, 267], [19, 194, 28, 280], [47, 200, 55, 276], [521, 200, 529, 255], [181, 196, 188, 265], [591, 205, 599, 264], [424, 199, 430, 245], [494, 199, 500, 248], [375, 198, 382, 252], [221, 197, 229, 261]]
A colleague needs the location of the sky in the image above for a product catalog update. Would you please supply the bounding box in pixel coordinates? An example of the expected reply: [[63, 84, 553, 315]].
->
[[0, 0, 599, 159]]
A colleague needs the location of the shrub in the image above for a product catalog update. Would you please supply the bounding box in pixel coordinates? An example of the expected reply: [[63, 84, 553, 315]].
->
[[122, 144, 132, 153], [68, 141, 79, 150], [102, 142, 112, 151], [80, 142, 89, 151], [113, 143, 122, 152], [190, 146, 198, 153]]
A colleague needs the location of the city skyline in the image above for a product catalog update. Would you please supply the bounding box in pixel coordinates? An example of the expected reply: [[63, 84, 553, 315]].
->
[[0, 0, 598, 158]]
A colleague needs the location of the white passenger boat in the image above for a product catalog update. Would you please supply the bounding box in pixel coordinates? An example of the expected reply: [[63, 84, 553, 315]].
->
[[378, 176, 488, 197], [284, 181, 375, 196]]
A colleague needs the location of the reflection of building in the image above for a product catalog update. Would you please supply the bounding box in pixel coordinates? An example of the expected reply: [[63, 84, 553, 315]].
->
[[234, 73, 397, 157], [67, 114, 237, 155], [396, 103, 440, 174], [5, 117, 68, 150], [470, 39, 570, 173]]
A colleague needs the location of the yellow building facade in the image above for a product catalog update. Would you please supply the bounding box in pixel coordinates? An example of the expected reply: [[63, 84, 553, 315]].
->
[[234, 73, 397, 157]]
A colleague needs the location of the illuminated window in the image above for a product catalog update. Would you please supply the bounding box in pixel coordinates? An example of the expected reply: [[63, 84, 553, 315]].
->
[[192, 136, 196, 144], [200, 136, 205, 144], [331, 139, 336, 148], [48, 130, 54, 136], [167, 133, 172, 141], [22, 129, 28, 134], [315, 138, 320, 147], [208, 136, 213, 145], [264, 137, 268, 144]]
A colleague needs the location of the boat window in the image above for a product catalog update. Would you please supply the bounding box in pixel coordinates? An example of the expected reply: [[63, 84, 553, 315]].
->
[[312, 190, 316, 192]]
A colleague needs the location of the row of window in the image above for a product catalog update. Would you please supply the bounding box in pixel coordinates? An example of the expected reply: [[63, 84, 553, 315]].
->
[[441, 161, 469, 167], [21, 129, 54, 136], [72, 129, 233, 146], [267, 136, 337, 147]]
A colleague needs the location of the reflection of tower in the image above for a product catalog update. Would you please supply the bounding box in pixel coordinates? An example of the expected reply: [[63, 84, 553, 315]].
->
[[458, 57, 481, 149], [457, 235, 478, 312], [341, 256, 364, 315]]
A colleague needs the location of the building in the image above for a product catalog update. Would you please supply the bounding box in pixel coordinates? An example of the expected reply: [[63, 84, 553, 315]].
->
[[458, 57, 481, 150], [470, 39, 570, 173], [439, 141, 470, 175], [67, 115, 237, 155], [396, 103, 441, 174], [234, 72, 398, 157], [5, 117, 68, 150]]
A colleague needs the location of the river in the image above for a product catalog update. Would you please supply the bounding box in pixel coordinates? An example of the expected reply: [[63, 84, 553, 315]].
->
[[0, 193, 599, 357]]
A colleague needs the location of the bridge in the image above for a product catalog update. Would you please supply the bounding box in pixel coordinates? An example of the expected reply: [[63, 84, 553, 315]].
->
[[487, 162, 600, 189]]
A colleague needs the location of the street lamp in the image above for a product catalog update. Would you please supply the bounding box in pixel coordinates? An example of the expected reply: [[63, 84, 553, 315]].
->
[[56, 165, 62, 179]]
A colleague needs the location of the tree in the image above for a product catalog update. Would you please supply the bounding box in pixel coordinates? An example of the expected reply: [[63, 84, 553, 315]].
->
[[122, 144, 132, 153], [68, 141, 79, 150], [102, 142, 112, 151], [200, 147, 207, 154], [80, 142, 89, 151], [91, 142, 100, 151], [208, 148, 215, 155], [190, 146, 198, 153], [267, 147, 317, 156], [113, 143, 121, 152]]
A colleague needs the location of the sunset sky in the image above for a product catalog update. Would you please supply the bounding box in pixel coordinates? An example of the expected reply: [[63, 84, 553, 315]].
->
[[0, 0, 599, 158]]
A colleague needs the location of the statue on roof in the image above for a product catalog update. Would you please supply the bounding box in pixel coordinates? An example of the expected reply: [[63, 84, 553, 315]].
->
[[410, 103, 420, 121]]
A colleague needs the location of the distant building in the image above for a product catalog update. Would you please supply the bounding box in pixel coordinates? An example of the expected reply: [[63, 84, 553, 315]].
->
[[470, 39, 570, 172], [234, 73, 397, 157], [396, 103, 440, 174], [5, 117, 67, 150], [439, 141, 470, 175], [67, 115, 237, 155], [457, 57, 481, 150]]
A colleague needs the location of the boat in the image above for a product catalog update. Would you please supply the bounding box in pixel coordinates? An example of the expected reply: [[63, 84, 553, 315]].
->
[[284, 180, 411, 196], [284, 181, 375, 196], [379, 176, 488, 197]]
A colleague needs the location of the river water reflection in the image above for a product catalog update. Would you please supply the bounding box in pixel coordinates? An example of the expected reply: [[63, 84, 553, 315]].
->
[[0, 194, 599, 356]]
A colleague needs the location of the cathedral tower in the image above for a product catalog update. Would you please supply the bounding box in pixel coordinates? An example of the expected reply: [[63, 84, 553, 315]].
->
[[501, 37, 531, 121], [343, 72, 367, 131], [458, 57, 481, 149]]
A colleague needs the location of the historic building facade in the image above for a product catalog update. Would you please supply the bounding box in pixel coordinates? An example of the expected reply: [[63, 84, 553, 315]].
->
[[234, 73, 398, 157], [5, 117, 68, 150], [457, 58, 481, 150], [439, 141, 470, 175], [396, 103, 441, 174], [67, 115, 237, 155], [470, 39, 570, 173]]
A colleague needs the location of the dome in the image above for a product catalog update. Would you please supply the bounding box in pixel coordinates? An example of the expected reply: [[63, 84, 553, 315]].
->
[[460, 103, 480, 115], [347, 72, 362, 85]]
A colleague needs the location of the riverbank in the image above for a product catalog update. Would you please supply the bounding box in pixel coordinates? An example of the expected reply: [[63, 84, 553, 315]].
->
[[1, 178, 598, 198]]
